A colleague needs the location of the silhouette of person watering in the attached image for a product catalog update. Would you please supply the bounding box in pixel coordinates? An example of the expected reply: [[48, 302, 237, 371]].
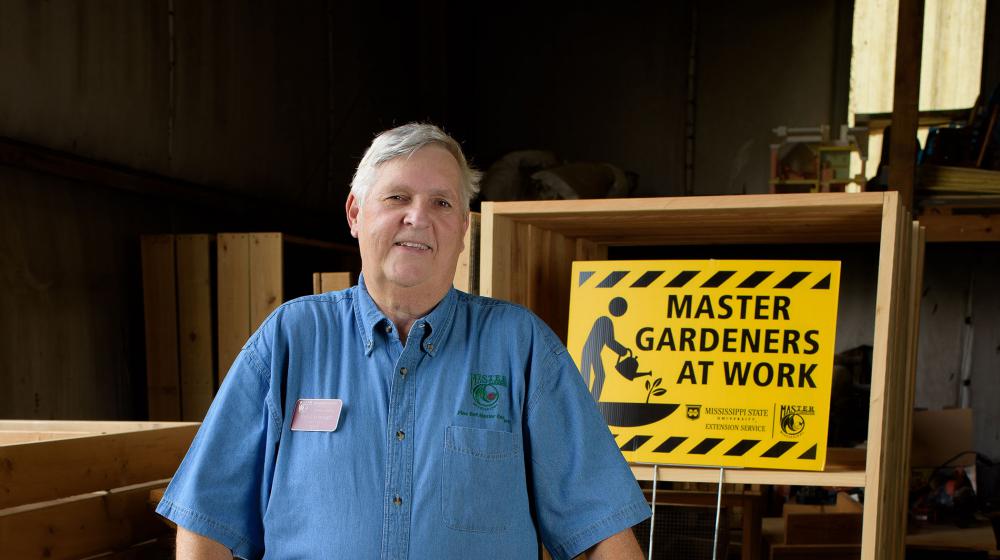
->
[[580, 297, 630, 401]]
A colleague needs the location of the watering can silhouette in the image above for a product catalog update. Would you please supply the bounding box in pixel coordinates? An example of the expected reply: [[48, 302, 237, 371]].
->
[[615, 348, 652, 381]]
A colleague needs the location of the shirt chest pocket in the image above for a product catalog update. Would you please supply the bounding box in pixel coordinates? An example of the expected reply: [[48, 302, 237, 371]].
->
[[441, 425, 522, 533]]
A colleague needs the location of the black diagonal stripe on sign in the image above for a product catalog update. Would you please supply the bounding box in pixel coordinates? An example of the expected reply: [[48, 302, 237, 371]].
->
[[811, 273, 832, 290], [619, 434, 652, 452], [689, 438, 723, 455], [630, 270, 664, 288], [578, 271, 595, 286], [653, 436, 688, 453], [761, 441, 796, 458], [701, 270, 736, 288], [597, 271, 629, 288], [798, 444, 818, 460], [775, 271, 810, 289], [666, 270, 699, 288], [724, 439, 761, 456], [738, 270, 773, 288]]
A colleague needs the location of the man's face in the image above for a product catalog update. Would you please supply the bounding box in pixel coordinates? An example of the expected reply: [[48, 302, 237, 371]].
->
[[346, 145, 468, 295]]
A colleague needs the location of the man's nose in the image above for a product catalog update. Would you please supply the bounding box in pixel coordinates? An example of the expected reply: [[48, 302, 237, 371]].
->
[[402, 200, 431, 228]]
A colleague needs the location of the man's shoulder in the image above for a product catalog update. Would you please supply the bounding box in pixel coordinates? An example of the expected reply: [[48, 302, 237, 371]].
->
[[455, 291, 535, 320], [455, 291, 565, 355], [261, 288, 356, 329]]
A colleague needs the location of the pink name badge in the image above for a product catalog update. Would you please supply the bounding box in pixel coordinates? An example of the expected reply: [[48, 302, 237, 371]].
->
[[290, 399, 343, 432]]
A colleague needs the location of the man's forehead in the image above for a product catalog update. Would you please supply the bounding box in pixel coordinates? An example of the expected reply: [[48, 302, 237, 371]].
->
[[371, 148, 462, 195]]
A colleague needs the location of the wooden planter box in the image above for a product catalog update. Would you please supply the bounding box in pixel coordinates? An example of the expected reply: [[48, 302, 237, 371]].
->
[[0, 421, 198, 559], [480, 192, 923, 559]]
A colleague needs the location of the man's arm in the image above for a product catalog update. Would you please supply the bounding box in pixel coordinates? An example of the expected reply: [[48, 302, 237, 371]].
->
[[584, 527, 645, 559], [176, 526, 233, 560]]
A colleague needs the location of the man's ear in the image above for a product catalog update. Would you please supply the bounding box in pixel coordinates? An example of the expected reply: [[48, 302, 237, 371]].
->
[[346, 192, 361, 238]]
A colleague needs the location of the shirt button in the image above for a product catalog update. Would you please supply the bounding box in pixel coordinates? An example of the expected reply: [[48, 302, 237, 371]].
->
[[393, 495, 403, 506], [400, 367, 408, 376], [425, 343, 434, 352], [385, 324, 392, 333], [396, 430, 405, 441]]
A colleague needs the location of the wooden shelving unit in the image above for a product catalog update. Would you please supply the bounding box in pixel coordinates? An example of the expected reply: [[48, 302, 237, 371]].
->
[[480, 192, 924, 560]]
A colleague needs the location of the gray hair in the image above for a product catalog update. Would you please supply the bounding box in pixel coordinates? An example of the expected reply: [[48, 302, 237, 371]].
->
[[351, 123, 481, 210]]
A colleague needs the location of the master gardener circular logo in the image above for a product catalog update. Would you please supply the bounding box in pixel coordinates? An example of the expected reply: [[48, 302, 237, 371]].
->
[[471, 373, 508, 409]]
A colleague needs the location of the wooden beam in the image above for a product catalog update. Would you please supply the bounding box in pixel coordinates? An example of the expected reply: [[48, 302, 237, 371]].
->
[[0, 424, 197, 509], [313, 272, 353, 295], [888, 0, 925, 210], [0, 480, 171, 560]]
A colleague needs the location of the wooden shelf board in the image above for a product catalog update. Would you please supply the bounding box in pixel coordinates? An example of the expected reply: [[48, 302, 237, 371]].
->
[[630, 447, 868, 487], [487, 193, 886, 245], [630, 464, 866, 487]]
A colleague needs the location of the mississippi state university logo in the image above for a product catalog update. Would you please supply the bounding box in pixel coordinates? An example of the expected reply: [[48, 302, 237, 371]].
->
[[471, 374, 508, 409], [686, 404, 701, 420], [779, 404, 814, 436]]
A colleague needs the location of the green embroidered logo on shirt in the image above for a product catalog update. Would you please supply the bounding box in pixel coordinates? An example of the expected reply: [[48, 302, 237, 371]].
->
[[471, 373, 507, 409]]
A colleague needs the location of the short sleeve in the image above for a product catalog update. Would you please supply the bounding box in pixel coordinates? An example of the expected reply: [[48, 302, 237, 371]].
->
[[155, 335, 281, 560], [525, 333, 651, 560]]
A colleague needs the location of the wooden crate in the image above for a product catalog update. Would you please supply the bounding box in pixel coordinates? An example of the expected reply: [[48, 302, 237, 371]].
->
[[480, 192, 924, 560], [0, 421, 198, 559]]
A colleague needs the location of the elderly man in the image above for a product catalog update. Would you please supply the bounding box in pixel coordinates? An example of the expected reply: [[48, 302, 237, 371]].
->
[[157, 123, 650, 559]]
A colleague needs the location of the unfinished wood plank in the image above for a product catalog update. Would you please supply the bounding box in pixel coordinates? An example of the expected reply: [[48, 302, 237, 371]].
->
[[176, 235, 213, 420], [629, 464, 866, 487], [483, 193, 887, 245], [0, 423, 198, 508], [0, 420, 184, 434], [508, 222, 532, 308], [312, 272, 353, 295], [0, 432, 87, 445], [0, 480, 170, 560], [216, 233, 250, 384], [140, 235, 181, 421], [861, 193, 903, 560], [249, 233, 283, 332]]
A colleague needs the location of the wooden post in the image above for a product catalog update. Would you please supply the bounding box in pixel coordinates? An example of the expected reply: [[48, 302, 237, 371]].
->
[[888, 0, 925, 210]]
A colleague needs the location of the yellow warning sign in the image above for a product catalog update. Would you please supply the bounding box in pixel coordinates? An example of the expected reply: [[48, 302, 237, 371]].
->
[[567, 260, 840, 471]]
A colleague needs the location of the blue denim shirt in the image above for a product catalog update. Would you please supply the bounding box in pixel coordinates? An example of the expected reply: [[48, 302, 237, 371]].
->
[[156, 277, 649, 559]]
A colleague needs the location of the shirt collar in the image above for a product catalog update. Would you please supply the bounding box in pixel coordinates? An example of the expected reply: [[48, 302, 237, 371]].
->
[[353, 274, 458, 357]]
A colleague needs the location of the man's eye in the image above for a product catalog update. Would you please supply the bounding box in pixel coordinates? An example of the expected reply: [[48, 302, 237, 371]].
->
[[436, 199, 453, 208]]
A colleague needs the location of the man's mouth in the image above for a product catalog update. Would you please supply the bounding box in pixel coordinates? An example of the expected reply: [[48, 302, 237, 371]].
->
[[394, 241, 431, 251]]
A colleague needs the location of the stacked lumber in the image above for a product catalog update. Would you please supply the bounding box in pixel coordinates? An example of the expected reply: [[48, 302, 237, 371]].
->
[[0, 421, 197, 559]]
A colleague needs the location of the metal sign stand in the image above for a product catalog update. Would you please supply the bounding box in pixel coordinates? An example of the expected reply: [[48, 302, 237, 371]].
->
[[639, 463, 741, 560]]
